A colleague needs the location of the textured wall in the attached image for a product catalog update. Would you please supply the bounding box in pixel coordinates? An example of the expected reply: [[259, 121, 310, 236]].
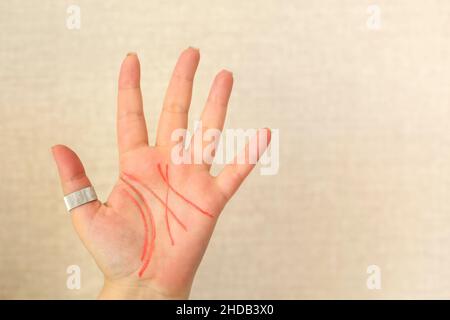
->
[[1, 0, 450, 299]]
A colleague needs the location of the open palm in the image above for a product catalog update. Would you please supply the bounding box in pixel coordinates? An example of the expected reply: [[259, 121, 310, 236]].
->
[[52, 48, 270, 299]]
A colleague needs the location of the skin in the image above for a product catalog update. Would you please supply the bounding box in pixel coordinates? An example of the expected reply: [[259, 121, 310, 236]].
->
[[51, 47, 271, 299]]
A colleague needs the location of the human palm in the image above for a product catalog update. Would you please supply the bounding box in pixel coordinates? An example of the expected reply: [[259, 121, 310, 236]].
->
[[52, 48, 270, 299]]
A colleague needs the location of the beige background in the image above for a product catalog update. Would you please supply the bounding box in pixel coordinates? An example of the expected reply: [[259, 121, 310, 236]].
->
[[1, 0, 450, 299]]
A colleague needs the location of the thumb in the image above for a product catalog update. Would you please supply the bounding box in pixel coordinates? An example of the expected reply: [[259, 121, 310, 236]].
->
[[51, 144, 101, 234]]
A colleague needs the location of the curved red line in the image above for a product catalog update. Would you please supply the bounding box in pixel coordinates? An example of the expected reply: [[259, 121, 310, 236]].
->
[[122, 172, 187, 231], [157, 163, 213, 218], [121, 188, 148, 262], [138, 202, 155, 278], [163, 164, 175, 245], [120, 177, 156, 277]]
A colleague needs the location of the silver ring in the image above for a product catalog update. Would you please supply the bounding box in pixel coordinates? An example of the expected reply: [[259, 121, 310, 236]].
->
[[64, 186, 97, 212]]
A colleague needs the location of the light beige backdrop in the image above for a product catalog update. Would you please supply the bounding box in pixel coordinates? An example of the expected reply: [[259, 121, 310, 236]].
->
[[1, 0, 450, 299]]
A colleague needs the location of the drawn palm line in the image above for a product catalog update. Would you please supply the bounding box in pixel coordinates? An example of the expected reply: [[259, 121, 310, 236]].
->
[[120, 163, 212, 277]]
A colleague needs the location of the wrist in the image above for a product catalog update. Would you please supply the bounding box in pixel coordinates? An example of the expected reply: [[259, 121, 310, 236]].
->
[[98, 278, 189, 300]]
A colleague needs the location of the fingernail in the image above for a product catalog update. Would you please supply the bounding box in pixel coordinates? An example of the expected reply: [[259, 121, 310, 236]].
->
[[127, 52, 138, 57], [188, 46, 199, 51], [221, 69, 233, 77]]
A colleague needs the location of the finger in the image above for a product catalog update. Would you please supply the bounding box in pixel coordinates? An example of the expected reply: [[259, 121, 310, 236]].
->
[[117, 53, 148, 157], [215, 128, 271, 201], [156, 47, 200, 148], [190, 70, 233, 170], [51, 145, 101, 232]]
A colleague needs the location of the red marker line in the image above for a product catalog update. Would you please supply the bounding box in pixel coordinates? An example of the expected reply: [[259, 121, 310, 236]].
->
[[121, 188, 149, 262], [163, 164, 175, 245], [157, 163, 213, 218], [120, 177, 156, 277], [138, 202, 155, 278], [122, 172, 187, 231]]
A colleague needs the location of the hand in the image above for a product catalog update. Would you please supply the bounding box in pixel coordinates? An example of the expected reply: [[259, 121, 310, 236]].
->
[[51, 48, 271, 299]]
